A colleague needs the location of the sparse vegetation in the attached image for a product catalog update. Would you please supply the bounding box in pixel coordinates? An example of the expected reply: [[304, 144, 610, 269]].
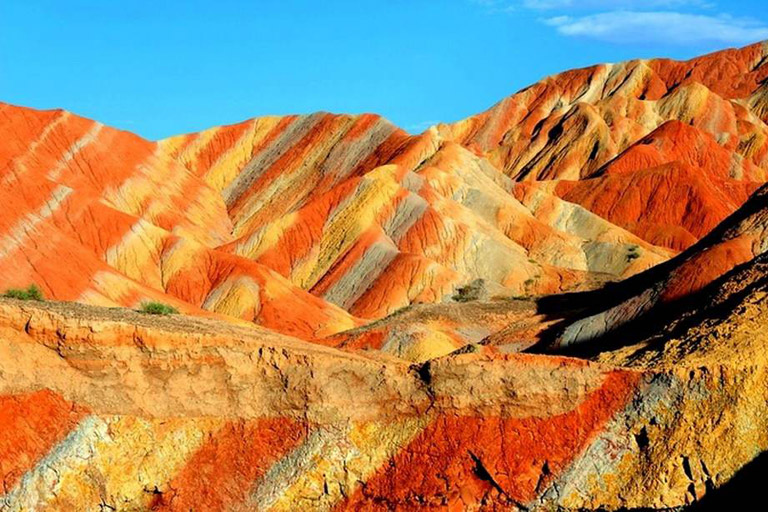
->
[[2, 284, 44, 301], [390, 303, 415, 317], [452, 279, 486, 303], [626, 245, 641, 261], [138, 301, 179, 315]]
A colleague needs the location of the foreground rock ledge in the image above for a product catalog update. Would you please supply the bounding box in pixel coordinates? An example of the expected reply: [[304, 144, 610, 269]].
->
[[0, 293, 766, 511]]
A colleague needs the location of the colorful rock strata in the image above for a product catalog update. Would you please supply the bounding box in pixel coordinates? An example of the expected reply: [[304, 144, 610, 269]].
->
[[1, 41, 768, 510]]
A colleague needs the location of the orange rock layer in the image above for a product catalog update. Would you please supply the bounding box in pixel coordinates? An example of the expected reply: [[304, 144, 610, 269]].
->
[[3, 42, 767, 330]]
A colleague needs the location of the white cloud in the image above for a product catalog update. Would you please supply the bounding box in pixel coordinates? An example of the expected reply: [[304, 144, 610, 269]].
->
[[545, 11, 768, 45], [523, 0, 713, 9], [470, 0, 768, 46], [474, 0, 715, 11]]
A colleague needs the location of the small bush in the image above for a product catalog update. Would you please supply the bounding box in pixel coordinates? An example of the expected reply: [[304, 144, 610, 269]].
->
[[138, 301, 179, 315], [626, 245, 641, 261], [452, 279, 486, 303], [2, 284, 44, 301]]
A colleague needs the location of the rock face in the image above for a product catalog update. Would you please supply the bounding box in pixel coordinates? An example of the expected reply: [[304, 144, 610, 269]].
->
[[1, 41, 768, 510], [4, 43, 767, 325], [2, 250, 768, 511]]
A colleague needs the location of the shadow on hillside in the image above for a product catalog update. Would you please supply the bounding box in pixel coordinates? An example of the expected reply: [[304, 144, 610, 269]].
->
[[526, 252, 768, 359], [550, 451, 768, 511], [523, 185, 768, 357], [685, 450, 768, 511], [523, 278, 658, 356]]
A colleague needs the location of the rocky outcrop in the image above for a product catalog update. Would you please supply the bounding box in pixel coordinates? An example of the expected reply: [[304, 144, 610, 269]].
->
[[2, 252, 768, 511]]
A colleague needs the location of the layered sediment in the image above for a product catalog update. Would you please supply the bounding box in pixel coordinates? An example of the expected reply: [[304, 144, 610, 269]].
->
[[2, 40, 768, 510]]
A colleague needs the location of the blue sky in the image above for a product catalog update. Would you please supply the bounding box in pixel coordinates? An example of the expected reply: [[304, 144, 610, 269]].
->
[[1, 0, 766, 140]]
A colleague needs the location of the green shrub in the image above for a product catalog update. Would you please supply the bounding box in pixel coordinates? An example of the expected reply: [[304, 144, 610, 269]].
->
[[626, 245, 641, 261], [138, 301, 179, 315], [452, 279, 486, 303], [2, 284, 44, 301]]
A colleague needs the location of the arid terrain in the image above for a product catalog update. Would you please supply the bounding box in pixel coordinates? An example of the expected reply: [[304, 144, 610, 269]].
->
[[1, 41, 768, 510]]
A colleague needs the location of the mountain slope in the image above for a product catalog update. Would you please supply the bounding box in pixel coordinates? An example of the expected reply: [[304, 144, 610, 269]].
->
[[0, 104, 358, 339], [2, 42, 767, 339], [440, 41, 768, 179], [440, 41, 768, 252]]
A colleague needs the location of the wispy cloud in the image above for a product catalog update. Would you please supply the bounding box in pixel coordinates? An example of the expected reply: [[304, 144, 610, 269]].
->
[[522, 0, 713, 10], [545, 11, 768, 45], [471, 0, 768, 46], [475, 0, 713, 11]]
